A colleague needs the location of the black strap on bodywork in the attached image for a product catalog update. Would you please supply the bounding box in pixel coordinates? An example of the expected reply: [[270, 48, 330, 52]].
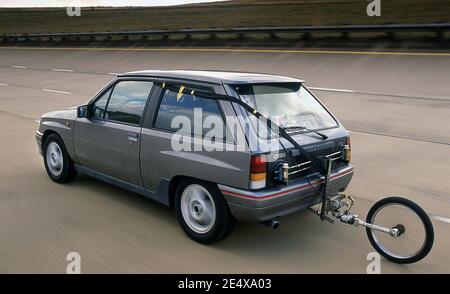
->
[[157, 82, 326, 176]]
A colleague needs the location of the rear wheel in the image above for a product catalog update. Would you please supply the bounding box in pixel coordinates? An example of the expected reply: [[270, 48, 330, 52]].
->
[[366, 197, 434, 264], [175, 179, 235, 244], [43, 133, 76, 183]]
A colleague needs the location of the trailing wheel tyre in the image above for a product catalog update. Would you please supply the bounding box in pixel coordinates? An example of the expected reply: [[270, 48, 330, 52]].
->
[[366, 197, 434, 264], [43, 133, 76, 183], [175, 179, 235, 244]]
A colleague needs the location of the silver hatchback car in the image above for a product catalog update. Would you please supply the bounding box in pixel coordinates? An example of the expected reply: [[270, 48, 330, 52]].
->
[[36, 70, 353, 244]]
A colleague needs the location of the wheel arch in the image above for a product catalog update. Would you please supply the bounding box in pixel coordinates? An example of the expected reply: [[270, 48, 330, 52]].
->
[[40, 125, 76, 162], [42, 129, 59, 147], [168, 175, 224, 208]]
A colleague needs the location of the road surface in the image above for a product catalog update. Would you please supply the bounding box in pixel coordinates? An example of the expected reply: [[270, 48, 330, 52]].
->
[[0, 46, 449, 273]]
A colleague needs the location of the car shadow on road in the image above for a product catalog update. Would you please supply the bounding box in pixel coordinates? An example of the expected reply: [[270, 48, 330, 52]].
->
[[65, 173, 175, 221], [65, 174, 377, 267], [69, 174, 336, 239], [60, 174, 432, 273]]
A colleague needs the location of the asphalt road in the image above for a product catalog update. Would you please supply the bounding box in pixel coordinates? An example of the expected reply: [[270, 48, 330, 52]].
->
[[0, 47, 449, 273]]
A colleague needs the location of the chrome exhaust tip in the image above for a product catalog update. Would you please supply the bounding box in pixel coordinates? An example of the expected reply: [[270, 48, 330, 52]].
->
[[262, 219, 280, 230]]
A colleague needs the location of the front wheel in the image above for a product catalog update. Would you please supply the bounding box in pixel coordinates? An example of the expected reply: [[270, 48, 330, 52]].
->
[[43, 133, 76, 183], [366, 197, 434, 264], [175, 179, 235, 244]]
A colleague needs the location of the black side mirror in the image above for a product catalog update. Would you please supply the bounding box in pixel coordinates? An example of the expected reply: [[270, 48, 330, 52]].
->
[[77, 105, 91, 118]]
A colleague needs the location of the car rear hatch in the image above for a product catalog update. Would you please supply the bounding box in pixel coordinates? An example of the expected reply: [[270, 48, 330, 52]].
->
[[267, 131, 350, 186]]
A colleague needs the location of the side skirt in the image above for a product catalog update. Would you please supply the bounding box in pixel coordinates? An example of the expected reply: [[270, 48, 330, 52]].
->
[[74, 164, 170, 206]]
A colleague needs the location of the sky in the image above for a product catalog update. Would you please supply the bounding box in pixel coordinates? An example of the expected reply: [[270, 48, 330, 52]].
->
[[0, 0, 225, 8]]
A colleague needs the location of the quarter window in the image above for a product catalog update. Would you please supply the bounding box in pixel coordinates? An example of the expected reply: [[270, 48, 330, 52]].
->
[[105, 81, 154, 125], [92, 88, 111, 120], [154, 88, 225, 139]]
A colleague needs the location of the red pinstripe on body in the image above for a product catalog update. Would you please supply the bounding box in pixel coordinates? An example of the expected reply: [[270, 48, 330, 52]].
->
[[220, 167, 353, 200]]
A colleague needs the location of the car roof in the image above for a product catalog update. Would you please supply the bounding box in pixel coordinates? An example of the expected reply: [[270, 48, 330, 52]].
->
[[120, 70, 304, 84]]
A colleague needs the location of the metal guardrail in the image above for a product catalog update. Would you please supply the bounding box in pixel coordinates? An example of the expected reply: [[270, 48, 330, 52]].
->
[[1, 23, 449, 42]]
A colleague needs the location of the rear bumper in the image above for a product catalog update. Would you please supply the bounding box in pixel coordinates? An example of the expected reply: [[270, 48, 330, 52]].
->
[[219, 165, 354, 222], [36, 130, 43, 155]]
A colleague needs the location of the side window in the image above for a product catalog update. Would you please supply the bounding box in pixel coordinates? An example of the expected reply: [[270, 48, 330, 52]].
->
[[92, 88, 111, 120], [105, 81, 153, 125], [154, 88, 225, 139]]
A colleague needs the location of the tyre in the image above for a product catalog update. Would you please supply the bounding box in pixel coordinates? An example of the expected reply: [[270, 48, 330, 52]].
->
[[175, 179, 235, 244], [366, 197, 434, 264], [43, 133, 76, 183]]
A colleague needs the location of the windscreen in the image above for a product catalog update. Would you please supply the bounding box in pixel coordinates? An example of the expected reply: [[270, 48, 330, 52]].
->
[[234, 83, 337, 131]]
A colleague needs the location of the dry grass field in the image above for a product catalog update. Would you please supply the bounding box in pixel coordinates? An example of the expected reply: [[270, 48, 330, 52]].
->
[[0, 0, 449, 35]]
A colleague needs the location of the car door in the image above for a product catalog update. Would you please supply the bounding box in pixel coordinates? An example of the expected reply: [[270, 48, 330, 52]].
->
[[74, 79, 154, 186]]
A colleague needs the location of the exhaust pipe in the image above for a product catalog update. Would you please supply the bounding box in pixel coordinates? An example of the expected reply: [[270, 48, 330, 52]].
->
[[263, 219, 280, 230]]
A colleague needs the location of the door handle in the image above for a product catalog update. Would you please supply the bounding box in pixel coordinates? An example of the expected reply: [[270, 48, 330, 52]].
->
[[127, 132, 139, 143]]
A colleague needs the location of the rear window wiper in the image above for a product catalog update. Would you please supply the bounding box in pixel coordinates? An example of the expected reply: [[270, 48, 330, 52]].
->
[[283, 125, 328, 140]]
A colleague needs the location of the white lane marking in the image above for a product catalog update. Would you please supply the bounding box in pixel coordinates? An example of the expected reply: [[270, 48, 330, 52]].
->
[[42, 88, 72, 95], [309, 87, 355, 93], [430, 214, 450, 224], [12, 65, 28, 69], [0, 83, 8, 86], [52, 68, 74, 72], [108, 72, 119, 75]]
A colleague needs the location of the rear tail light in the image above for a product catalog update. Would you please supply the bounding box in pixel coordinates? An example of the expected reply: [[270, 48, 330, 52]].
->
[[250, 154, 267, 189], [343, 136, 351, 162]]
